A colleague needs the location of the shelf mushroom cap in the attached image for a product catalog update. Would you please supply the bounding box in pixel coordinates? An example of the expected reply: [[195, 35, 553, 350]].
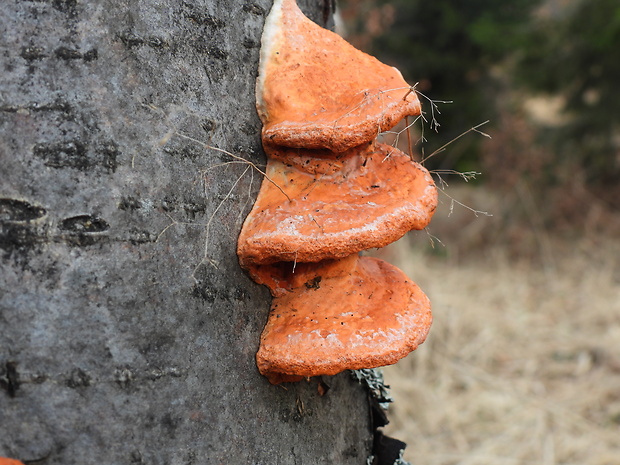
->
[[257, 0, 421, 152], [237, 142, 437, 266], [0, 459, 26, 465], [255, 254, 432, 384]]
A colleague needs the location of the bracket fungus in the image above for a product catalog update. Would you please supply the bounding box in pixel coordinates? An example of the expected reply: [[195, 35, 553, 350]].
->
[[257, 0, 422, 152], [238, 0, 438, 384], [254, 254, 432, 384], [0, 459, 25, 465], [237, 142, 437, 266]]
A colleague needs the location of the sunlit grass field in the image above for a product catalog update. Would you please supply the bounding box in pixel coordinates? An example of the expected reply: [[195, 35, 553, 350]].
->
[[375, 186, 620, 465]]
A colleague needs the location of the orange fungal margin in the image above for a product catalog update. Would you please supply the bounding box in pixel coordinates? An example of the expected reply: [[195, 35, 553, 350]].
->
[[237, 142, 437, 266], [255, 254, 432, 384], [256, 0, 421, 152]]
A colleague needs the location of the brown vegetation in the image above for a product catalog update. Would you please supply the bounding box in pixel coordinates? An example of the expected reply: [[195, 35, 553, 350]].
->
[[374, 190, 620, 464]]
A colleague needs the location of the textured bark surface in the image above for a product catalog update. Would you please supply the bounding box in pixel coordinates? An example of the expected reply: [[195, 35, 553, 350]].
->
[[0, 1, 372, 464]]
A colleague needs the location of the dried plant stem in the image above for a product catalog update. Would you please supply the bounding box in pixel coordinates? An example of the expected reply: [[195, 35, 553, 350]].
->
[[174, 131, 291, 202], [421, 121, 491, 164]]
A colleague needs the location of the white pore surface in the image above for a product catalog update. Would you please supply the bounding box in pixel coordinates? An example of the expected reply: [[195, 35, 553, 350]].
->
[[255, 0, 285, 118]]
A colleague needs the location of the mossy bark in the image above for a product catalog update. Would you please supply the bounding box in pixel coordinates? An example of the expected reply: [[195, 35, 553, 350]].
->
[[0, 1, 372, 463]]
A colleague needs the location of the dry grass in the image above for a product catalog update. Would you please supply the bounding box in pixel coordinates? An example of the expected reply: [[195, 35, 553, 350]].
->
[[374, 186, 620, 465]]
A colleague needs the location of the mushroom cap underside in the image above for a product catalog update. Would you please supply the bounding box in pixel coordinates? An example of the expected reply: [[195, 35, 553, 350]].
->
[[237, 143, 437, 266], [256, 255, 432, 383], [257, 0, 421, 152]]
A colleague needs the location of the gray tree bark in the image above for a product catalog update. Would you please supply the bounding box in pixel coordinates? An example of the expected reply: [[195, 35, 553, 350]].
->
[[0, 1, 373, 463]]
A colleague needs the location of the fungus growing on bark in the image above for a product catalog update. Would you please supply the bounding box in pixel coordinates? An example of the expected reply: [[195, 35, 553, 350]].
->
[[237, 0, 438, 384], [0, 458, 25, 465], [254, 254, 432, 384], [237, 142, 437, 266], [257, 0, 421, 152]]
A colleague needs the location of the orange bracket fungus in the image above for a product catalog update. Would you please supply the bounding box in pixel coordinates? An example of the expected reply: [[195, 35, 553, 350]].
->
[[0, 458, 25, 465], [238, 0, 438, 384], [237, 142, 437, 266], [254, 255, 432, 385], [257, 0, 422, 152]]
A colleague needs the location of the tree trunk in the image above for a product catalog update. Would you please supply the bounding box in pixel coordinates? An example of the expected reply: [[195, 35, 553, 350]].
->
[[0, 1, 373, 463]]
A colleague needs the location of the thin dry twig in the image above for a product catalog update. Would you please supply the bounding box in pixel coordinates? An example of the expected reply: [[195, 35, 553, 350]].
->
[[421, 120, 491, 164], [201, 164, 251, 268], [174, 131, 291, 202], [415, 88, 453, 134], [431, 169, 481, 183], [424, 228, 445, 249]]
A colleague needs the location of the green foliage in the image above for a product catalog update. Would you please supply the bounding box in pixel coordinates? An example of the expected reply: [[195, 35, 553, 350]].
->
[[363, 0, 539, 172], [516, 0, 620, 186], [341, 0, 619, 191]]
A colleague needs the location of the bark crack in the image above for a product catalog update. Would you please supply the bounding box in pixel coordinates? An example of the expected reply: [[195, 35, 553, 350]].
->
[[0, 361, 20, 397]]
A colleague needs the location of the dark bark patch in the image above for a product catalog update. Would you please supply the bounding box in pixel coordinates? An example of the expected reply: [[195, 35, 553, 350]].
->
[[55, 46, 82, 60], [192, 281, 248, 303], [240, 121, 259, 136], [127, 229, 157, 245], [280, 400, 313, 423], [232, 144, 259, 157], [0, 199, 46, 222], [53, 0, 78, 17], [58, 215, 111, 247], [146, 37, 168, 49], [192, 263, 248, 303], [163, 143, 204, 161], [191, 283, 217, 303], [118, 196, 142, 211], [0, 103, 19, 112], [186, 12, 226, 28], [161, 195, 177, 212], [146, 367, 182, 381], [342, 444, 360, 459], [33, 139, 119, 173], [243, 3, 266, 16], [29, 99, 72, 113], [182, 2, 226, 29], [0, 361, 20, 397], [114, 367, 134, 388], [372, 432, 407, 465], [201, 119, 216, 134], [118, 31, 144, 48], [322, 0, 336, 27], [161, 412, 181, 437], [203, 45, 228, 60], [21, 46, 47, 61], [0, 223, 42, 253], [182, 202, 206, 219], [158, 194, 208, 218], [60, 215, 110, 233], [129, 450, 144, 464], [0, 99, 72, 114], [118, 31, 168, 50], [139, 332, 176, 357], [62, 234, 108, 247], [98, 141, 120, 173], [66, 368, 92, 388], [82, 48, 98, 62], [242, 38, 259, 49], [33, 140, 88, 170]]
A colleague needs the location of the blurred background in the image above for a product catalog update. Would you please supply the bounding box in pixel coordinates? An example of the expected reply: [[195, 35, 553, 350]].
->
[[337, 0, 620, 463]]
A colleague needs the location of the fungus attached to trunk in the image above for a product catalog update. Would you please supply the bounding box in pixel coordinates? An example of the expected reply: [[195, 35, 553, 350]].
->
[[0, 459, 25, 465], [257, 0, 421, 152], [237, 142, 437, 266], [237, 0, 438, 385], [254, 254, 432, 384]]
